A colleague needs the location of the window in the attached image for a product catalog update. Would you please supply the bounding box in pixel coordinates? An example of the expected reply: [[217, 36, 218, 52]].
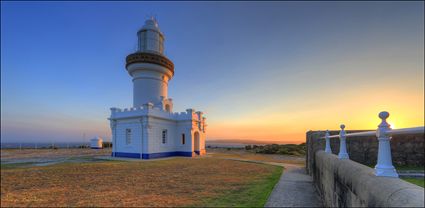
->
[[181, 134, 185, 145], [162, 130, 167, 144], [126, 129, 132, 145]]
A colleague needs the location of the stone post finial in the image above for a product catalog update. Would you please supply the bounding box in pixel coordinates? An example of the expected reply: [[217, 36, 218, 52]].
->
[[338, 124, 349, 159], [375, 111, 398, 177], [325, 130, 332, 153]]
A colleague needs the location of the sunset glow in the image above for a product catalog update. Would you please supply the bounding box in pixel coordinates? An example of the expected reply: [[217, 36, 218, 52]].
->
[[1, 2, 424, 144]]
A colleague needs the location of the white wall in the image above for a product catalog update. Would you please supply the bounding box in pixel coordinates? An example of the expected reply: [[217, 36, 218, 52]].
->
[[145, 117, 176, 153], [176, 121, 194, 152], [131, 69, 169, 107], [144, 118, 197, 153], [115, 118, 143, 154], [111, 108, 207, 156]]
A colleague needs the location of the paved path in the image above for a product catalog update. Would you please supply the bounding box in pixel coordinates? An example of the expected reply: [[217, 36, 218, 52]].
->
[[265, 164, 323, 207], [398, 170, 425, 178], [215, 157, 323, 207]]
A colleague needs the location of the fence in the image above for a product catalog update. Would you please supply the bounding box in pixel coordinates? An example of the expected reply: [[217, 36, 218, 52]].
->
[[306, 111, 424, 207], [321, 111, 424, 177]]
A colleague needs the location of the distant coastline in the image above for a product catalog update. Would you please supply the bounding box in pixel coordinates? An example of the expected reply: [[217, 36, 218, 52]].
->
[[206, 139, 302, 148], [1, 139, 302, 149]]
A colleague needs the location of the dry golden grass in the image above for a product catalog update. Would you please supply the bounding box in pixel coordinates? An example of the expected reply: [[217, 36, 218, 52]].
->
[[1, 149, 111, 161], [207, 148, 305, 165], [1, 157, 279, 207]]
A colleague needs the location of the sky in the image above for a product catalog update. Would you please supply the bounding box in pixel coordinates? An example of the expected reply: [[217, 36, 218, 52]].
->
[[1, 1, 424, 144]]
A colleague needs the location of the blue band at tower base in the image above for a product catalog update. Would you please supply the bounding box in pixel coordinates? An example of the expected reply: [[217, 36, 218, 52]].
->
[[112, 151, 194, 159]]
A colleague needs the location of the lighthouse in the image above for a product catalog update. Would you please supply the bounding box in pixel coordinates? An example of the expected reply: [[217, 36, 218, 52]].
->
[[127, 18, 174, 110], [109, 18, 207, 159]]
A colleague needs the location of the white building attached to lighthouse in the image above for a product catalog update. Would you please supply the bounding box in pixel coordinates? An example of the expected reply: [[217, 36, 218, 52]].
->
[[109, 18, 207, 159]]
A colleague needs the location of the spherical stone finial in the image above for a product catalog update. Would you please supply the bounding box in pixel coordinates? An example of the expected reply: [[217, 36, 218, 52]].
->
[[340, 124, 345, 130], [379, 111, 390, 120]]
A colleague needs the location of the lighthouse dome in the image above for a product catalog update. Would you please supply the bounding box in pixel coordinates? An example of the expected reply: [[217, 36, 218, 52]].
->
[[140, 18, 161, 32]]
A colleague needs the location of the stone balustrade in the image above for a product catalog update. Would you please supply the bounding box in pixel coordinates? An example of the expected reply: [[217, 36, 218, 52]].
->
[[306, 111, 424, 207], [314, 150, 424, 207], [320, 111, 424, 177]]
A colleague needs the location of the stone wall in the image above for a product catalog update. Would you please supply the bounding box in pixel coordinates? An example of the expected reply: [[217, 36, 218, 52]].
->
[[306, 130, 424, 174], [306, 131, 424, 207], [312, 150, 424, 207]]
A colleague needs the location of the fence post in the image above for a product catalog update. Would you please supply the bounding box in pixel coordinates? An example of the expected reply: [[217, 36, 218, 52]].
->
[[338, 124, 349, 159], [375, 111, 398, 177], [325, 130, 332, 153]]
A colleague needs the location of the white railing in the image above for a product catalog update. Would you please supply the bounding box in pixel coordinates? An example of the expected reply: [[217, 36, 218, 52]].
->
[[322, 111, 424, 178]]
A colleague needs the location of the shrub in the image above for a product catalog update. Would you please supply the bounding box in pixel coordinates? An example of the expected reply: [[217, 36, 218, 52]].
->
[[251, 143, 306, 156], [102, 142, 112, 148]]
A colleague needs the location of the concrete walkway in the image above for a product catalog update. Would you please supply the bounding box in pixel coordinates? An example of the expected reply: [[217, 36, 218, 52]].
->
[[215, 157, 323, 207], [265, 164, 323, 207]]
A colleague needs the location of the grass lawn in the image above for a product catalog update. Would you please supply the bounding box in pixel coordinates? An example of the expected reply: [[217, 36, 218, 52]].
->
[[208, 148, 305, 165], [196, 164, 282, 207], [1, 157, 282, 207], [402, 178, 425, 188], [1, 148, 112, 161], [395, 165, 425, 172]]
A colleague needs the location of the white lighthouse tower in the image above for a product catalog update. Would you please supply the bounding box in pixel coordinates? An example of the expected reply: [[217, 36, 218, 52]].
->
[[128, 18, 174, 110], [109, 18, 207, 159]]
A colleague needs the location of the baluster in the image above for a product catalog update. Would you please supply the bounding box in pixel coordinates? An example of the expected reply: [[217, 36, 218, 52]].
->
[[375, 111, 398, 177], [338, 124, 349, 159], [325, 130, 332, 153]]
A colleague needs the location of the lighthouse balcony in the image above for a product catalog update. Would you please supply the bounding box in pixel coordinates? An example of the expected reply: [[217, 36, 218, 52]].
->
[[126, 52, 174, 74]]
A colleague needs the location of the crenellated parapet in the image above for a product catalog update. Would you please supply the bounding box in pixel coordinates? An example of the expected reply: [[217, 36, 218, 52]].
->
[[109, 105, 206, 124], [160, 96, 173, 112]]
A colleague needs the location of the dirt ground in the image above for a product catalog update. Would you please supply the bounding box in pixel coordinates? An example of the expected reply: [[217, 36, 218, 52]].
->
[[1, 148, 112, 167], [1, 148, 111, 161], [1, 155, 280, 207], [0, 148, 304, 166]]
